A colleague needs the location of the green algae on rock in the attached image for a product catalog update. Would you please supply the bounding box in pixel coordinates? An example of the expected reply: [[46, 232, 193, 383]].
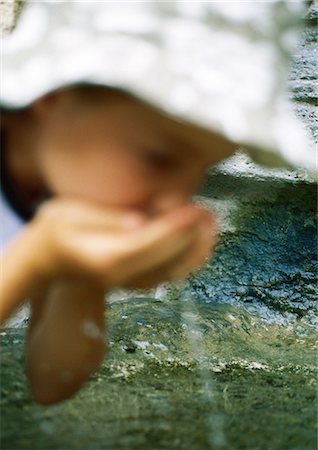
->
[[1, 293, 317, 450]]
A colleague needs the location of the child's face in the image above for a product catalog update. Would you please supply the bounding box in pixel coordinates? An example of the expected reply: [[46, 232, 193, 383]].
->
[[35, 92, 215, 215]]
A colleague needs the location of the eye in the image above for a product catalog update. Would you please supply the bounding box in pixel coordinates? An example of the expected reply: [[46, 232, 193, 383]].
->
[[140, 149, 180, 173]]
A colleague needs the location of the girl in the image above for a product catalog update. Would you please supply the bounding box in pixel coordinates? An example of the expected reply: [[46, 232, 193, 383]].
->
[[1, 84, 236, 404]]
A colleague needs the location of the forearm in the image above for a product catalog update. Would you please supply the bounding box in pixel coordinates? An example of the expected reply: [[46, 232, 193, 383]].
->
[[0, 224, 47, 324], [27, 279, 106, 404]]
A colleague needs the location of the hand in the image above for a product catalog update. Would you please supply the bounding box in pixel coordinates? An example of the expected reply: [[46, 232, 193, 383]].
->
[[125, 206, 217, 288], [32, 198, 217, 289]]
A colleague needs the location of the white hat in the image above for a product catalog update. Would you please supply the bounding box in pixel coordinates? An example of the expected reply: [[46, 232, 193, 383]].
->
[[1, 1, 316, 172]]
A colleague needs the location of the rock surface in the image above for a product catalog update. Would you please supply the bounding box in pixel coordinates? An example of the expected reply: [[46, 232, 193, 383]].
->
[[0, 0, 25, 35]]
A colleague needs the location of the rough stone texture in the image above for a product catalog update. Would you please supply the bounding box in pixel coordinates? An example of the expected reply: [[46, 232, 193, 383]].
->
[[193, 176, 317, 325], [0, 0, 25, 35], [1, 6, 317, 450], [289, 5, 318, 152]]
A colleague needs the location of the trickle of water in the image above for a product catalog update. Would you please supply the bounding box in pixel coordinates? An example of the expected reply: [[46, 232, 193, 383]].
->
[[155, 282, 227, 448], [180, 284, 227, 449]]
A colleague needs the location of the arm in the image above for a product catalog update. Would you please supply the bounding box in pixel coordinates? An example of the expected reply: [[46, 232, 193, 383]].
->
[[0, 223, 49, 324], [1, 198, 215, 404], [26, 278, 106, 405], [1, 198, 215, 325]]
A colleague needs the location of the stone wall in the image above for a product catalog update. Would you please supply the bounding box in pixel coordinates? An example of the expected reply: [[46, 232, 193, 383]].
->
[[0, 0, 25, 35]]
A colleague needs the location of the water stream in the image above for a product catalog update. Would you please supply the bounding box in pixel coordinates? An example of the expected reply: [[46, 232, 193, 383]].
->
[[179, 284, 227, 449]]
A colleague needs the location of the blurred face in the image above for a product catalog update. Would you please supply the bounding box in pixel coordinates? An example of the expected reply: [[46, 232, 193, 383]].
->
[[35, 90, 212, 215]]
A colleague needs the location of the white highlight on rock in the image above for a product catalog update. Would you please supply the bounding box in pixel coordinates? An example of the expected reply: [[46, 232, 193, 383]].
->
[[227, 314, 237, 322], [133, 340, 149, 350], [153, 343, 168, 351], [247, 362, 268, 370]]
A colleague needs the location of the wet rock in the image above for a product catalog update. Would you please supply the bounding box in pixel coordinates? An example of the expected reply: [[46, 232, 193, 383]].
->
[[290, 79, 318, 103], [122, 341, 137, 353]]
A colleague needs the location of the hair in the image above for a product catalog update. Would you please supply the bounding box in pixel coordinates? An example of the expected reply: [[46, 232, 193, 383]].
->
[[0, 82, 140, 116], [0, 103, 28, 115], [48, 82, 139, 106]]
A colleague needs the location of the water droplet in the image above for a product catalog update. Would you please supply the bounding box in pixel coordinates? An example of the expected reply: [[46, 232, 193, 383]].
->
[[82, 320, 103, 340]]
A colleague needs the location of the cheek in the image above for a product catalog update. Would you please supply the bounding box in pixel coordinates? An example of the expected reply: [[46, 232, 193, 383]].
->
[[84, 161, 154, 209], [39, 146, 155, 208]]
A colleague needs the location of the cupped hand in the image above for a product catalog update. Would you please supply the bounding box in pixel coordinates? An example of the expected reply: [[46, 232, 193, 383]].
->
[[124, 207, 217, 288], [32, 198, 217, 289]]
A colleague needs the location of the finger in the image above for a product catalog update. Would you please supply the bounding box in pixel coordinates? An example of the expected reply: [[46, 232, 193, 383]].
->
[[109, 227, 195, 286], [40, 198, 146, 231], [127, 204, 204, 248], [72, 203, 145, 232], [171, 213, 218, 280], [122, 243, 192, 289], [100, 206, 200, 284], [128, 212, 218, 288], [94, 205, 206, 285]]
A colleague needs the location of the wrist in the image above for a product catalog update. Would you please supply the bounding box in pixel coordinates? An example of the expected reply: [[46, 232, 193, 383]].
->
[[25, 219, 58, 282], [1, 223, 51, 323]]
